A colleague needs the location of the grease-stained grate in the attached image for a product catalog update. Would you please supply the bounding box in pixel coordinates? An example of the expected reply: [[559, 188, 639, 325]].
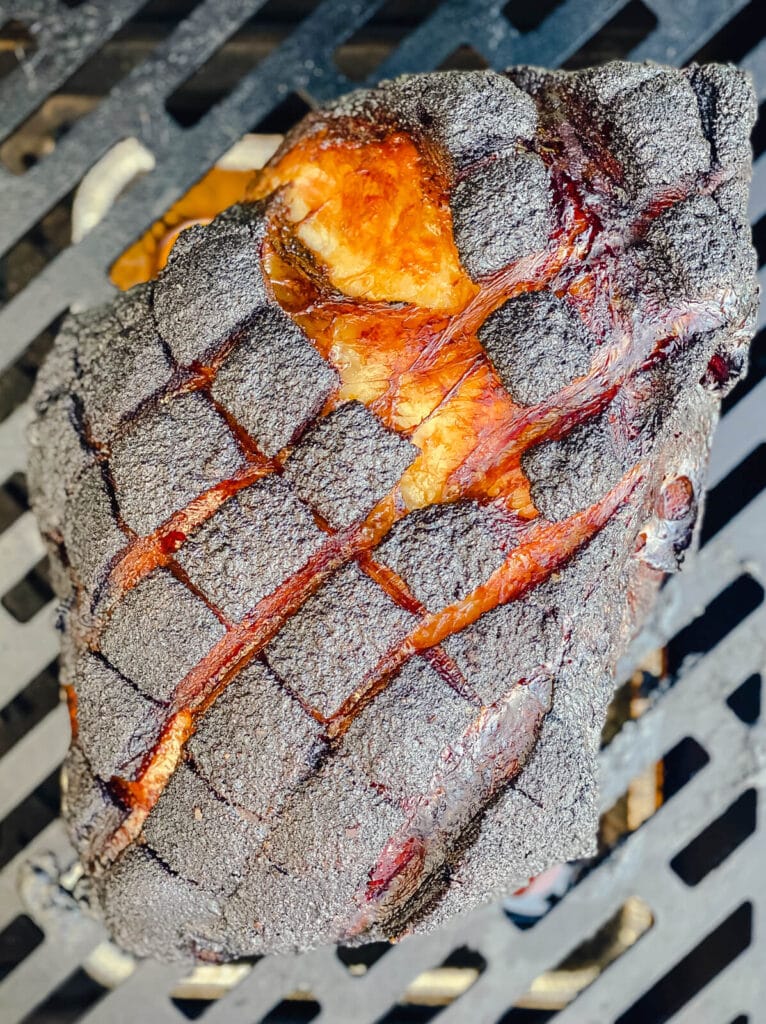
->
[[0, 1, 764, 1022]]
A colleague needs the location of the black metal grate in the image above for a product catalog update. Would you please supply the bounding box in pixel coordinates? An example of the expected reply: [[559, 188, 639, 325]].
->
[[0, 1, 764, 1022]]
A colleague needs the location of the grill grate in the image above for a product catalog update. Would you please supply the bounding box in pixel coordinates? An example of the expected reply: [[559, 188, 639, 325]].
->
[[0, 1, 764, 1022]]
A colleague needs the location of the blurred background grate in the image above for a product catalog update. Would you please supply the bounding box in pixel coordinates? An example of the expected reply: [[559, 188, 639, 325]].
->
[[0, 1, 764, 1022]]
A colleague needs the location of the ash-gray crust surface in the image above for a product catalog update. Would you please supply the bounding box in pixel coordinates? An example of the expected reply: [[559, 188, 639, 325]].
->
[[375, 500, 506, 611], [451, 150, 552, 278], [27, 61, 758, 962], [109, 391, 243, 535], [210, 307, 338, 457], [143, 762, 264, 894], [522, 414, 626, 522], [263, 562, 415, 718], [575, 63, 712, 194], [74, 653, 164, 781], [75, 283, 173, 440], [153, 204, 270, 367], [644, 193, 756, 302], [479, 292, 596, 405], [100, 568, 226, 703], [375, 69, 538, 168], [339, 656, 476, 804], [175, 475, 324, 622], [188, 659, 324, 820], [61, 463, 125, 592], [283, 400, 418, 528]]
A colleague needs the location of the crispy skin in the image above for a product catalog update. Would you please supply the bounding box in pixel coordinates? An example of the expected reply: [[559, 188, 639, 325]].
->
[[29, 63, 757, 960]]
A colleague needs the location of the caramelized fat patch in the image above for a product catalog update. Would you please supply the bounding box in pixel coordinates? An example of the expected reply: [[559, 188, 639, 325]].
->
[[252, 132, 476, 312], [89, 121, 622, 867]]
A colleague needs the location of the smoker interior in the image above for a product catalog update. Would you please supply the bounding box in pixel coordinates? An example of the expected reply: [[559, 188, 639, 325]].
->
[[0, 1, 764, 1022]]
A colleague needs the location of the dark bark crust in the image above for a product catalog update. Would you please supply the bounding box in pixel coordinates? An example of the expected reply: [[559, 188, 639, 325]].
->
[[29, 62, 757, 960]]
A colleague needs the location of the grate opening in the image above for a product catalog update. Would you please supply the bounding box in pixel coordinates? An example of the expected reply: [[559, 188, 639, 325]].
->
[[440, 946, 487, 972], [437, 45, 490, 71], [600, 652, 664, 748], [171, 995, 216, 1019], [661, 735, 710, 801], [60, 0, 200, 96], [1, 556, 54, 624], [751, 101, 766, 159], [377, 1004, 442, 1023], [165, 6, 292, 128], [692, 0, 764, 64], [0, 191, 75, 309], [601, 678, 633, 746], [336, 940, 391, 975], [0, 0, 197, 177], [503, 0, 564, 35], [0, 915, 44, 983], [497, 1013, 552, 1023], [508, 735, 703, 928], [753, 211, 766, 269], [0, 96, 99, 177], [501, 899, 654, 1020], [253, 92, 313, 135], [597, 737, 709, 863], [723, 325, 766, 413], [0, 472, 29, 532], [390, 946, 487, 1017], [333, 0, 442, 82], [21, 965, 108, 1023], [0, 769, 60, 872], [0, 660, 59, 759], [561, 0, 658, 70], [0, 318, 60, 423], [0, 20, 36, 82], [727, 673, 761, 726], [665, 575, 764, 683], [701, 444, 766, 544], [249, 0, 322, 24], [615, 902, 753, 1024], [670, 788, 757, 886], [260, 997, 321, 1023]]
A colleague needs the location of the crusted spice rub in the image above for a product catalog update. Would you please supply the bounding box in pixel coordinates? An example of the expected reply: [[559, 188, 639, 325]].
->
[[29, 62, 757, 960]]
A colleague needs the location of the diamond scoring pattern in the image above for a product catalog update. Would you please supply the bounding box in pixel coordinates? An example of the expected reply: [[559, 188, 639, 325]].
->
[[0, 1, 763, 1022], [78, 275, 473, 732], [54, 241, 488, 901]]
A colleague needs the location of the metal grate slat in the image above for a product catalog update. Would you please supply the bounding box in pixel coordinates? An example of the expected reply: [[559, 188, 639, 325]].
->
[[0, 0, 147, 140], [0, 702, 68, 822]]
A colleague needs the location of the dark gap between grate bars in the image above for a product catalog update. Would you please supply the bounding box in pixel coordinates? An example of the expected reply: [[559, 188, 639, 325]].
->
[[0, 915, 44, 984], [503, 0, 564, 35], [164, 0, 301, 127], [0, 0, 197, 177], [0, 661, 59, 759], [615, 902, 754, 1024], [670, 788, 757, 886], [727, 674, 761, 727], [333, 0, 442, 83], [498, 898, 654, 1021], [561, 0, 658, 70], [701, 444, 766, 545], [20, 965, 109, 1023], [0, 771, 60, 873], [1, 557, 54, 624], [0, 20, 36, 83], [0, 194, 75, 312]]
